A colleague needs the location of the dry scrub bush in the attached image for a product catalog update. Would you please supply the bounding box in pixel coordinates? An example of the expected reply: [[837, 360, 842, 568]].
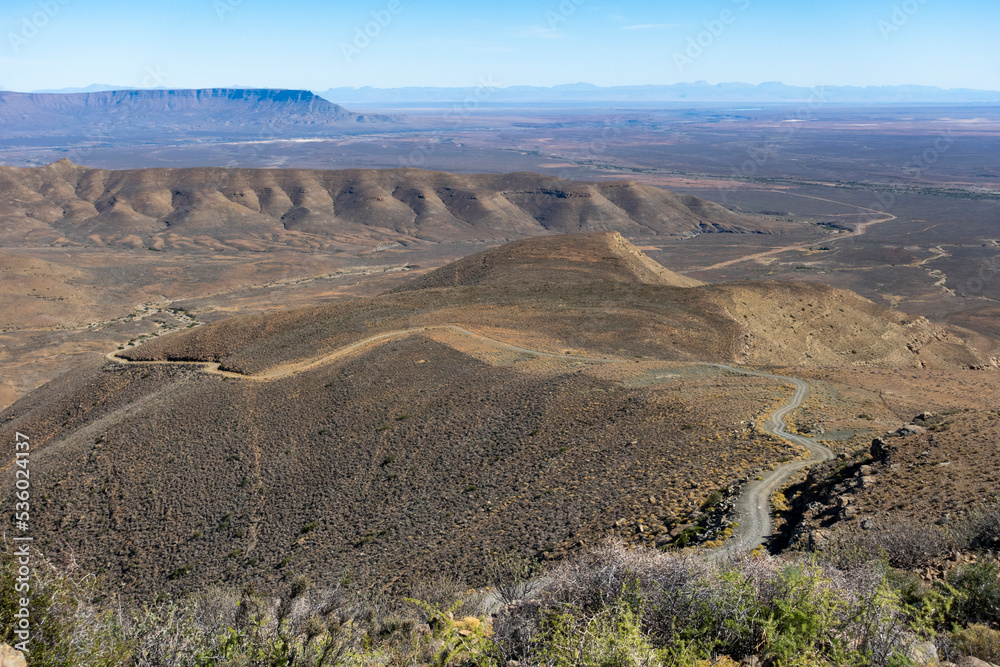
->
[[952, 500, 1000, 551], [484, 550, 541, 608], [0, 548, 129, 666], [492, 539, 913, 667], [952, 624, 1000, 664], [823, 519, 952, 571], [125, 579, 365, 666]]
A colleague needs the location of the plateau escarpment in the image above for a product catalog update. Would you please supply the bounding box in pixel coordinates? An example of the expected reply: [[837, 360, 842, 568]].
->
[[0, 88, 394, 141]]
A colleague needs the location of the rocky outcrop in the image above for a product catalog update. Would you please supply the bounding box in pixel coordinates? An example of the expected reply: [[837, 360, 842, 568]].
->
[[0, 644, 26, 667]]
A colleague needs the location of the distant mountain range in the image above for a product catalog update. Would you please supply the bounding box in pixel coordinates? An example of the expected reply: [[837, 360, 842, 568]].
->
[[0, 88, 396, 146], [313, 82, 1000, 105]]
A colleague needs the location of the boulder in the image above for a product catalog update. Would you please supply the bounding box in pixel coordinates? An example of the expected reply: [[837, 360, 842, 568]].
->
[[871, 437, 891, 462], [668, 523, 693, 538], [809, 529, 830, 549], [0, 645, 26, 667], [956, 657, 999, 667], [907, 640, 939, 666]]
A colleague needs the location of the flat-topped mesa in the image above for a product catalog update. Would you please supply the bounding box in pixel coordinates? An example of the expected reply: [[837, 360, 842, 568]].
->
[[395, 231, 703, 290], [0, 88, 398, 137]]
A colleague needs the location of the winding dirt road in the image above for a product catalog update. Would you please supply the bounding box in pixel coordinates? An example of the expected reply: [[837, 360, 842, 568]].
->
[[109, 325, 829, 557], [706, 365, 834, 560], [106, 325, 620, 379]]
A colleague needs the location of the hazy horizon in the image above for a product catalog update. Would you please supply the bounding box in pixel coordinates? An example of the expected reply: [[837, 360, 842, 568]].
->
[[18, 80, 1000, 95], [2, 0, 998, 93]]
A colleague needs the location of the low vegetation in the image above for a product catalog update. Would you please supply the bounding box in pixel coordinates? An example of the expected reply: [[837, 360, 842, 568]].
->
[[4, 535, 999, 666], [0, 329, 799, 597]]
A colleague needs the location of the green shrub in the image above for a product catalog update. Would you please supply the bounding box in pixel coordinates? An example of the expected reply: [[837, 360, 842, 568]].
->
[[763, 563, 867, 666], [405, 597, 495, 667], [890, 569, 954, 640], [945, 558, 1000, 626], [952, 624, 1000, 664], [700, 489, 725, 511], [496, 542, 912, 667], [536, 584, 661, 667]]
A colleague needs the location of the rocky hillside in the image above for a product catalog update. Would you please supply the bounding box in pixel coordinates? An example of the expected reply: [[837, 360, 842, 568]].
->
[[780, 409, 1000, 575], [1, 233, 993, 598], [0, 162, 764, 249]]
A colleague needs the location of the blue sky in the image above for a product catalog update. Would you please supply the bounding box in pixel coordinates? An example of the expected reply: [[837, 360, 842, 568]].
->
[[1, 0, 998, 92]]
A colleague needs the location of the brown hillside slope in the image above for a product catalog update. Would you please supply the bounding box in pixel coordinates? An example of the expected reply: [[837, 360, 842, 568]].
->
[[394, 232, 703, 290], [0, 234, 993, 598], [123, 234, 990, 375], [0, 162, 762, 250], [709, 281, 987, 369], [0, 334, 798, 597]]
